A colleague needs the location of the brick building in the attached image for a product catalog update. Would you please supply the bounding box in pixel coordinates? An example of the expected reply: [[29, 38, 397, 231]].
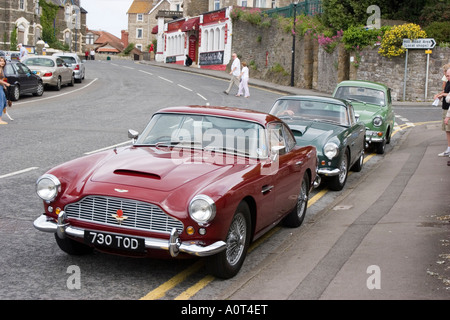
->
[[0, 0, 87, 53]]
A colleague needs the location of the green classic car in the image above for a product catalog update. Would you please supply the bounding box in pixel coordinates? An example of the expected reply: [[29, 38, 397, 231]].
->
[[333, 80, 395, 154], [270, 95, 365, 191]]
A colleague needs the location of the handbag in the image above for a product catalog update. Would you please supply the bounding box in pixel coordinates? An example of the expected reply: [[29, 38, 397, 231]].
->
[[3, 77, 12, 107]]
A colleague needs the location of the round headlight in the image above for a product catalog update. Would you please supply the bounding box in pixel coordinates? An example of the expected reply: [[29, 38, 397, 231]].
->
[[36, 174, 61, 202], [324, 142, 339, 160], [373, 116, 383, 127], [189, 195, 216, 225]]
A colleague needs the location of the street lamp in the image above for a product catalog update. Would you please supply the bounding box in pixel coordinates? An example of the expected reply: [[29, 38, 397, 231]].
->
[[290, 1, 298, 87]]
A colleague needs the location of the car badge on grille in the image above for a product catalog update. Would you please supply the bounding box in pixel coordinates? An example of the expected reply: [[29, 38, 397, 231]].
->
[[112, 209, 128, 224], [114, 188, 129, 193]]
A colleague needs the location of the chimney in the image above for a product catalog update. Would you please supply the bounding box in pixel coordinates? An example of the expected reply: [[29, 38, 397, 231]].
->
[[121, 30, 129, 47]]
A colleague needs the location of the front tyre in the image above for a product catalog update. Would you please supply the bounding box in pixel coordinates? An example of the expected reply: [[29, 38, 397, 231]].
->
[[283, 173, 309, 227], [329, 150, 348, 191], [207, 202, 251, 279]]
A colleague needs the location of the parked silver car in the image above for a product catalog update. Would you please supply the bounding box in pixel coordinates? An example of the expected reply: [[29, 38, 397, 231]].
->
[[53, 52, 85, 83], [23, 55, 74, 90]]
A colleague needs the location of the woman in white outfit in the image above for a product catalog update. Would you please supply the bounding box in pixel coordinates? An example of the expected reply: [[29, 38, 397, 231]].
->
[[236, 62, 250, 98]]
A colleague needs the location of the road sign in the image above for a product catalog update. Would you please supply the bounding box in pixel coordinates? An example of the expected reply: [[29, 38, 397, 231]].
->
[[402, 38, 436, 49]]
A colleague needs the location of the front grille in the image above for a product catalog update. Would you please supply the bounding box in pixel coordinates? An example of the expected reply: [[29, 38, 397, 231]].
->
[[65, 196, 184, 234]]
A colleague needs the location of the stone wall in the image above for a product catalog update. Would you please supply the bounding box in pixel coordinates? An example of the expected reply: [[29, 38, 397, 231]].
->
[[231, 19, 450, 101]]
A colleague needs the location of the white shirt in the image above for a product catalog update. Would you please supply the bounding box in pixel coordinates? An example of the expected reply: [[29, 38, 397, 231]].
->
[[231, 58, 241, 77], [241, 66, 249, 81]]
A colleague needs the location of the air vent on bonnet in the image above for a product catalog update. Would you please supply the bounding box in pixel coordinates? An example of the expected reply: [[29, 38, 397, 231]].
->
[[113, 169, 161, 180]]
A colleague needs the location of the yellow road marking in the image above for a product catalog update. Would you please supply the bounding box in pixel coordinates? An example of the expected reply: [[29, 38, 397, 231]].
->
[[139, 261, 204, 300]]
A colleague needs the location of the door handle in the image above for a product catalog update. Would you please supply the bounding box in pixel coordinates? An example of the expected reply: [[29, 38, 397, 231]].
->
[[261, 185, 274, 194]]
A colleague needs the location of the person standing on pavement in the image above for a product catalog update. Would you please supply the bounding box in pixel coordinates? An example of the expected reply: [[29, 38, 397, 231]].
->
[[224, 53, 240, 95], [434, 67, 450, 157], [236, 61, 250, 98], [0, 57, 11, 125]]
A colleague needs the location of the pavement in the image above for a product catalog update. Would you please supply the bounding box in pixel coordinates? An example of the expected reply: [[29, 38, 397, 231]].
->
[[143, 60, 450, 299], [138, 60, 426, 106]]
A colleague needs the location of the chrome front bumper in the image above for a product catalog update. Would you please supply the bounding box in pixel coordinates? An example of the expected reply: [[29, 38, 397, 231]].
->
[[33, 213, 226, 258], [317, 167, 340, 176]]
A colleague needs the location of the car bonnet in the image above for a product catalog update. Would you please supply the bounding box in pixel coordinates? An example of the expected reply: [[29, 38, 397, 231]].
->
[[89, 146, 236, 192]]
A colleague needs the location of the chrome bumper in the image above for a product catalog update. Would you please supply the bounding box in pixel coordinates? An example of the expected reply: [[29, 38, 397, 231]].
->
[[317, 167, 340, 176], [33, 213, 226, 258]]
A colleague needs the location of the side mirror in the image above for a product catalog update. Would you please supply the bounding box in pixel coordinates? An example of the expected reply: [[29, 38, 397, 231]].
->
[[355, 113, 360, 121], [128, 129, 139, 143], [270, 145, 285, 161]]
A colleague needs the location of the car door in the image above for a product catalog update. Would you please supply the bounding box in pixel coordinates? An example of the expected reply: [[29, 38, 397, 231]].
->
[[15, 62, 36, 93], [345, 104, 364, 165], [56, 57, 70, 83], [267, 122, 303, 219]]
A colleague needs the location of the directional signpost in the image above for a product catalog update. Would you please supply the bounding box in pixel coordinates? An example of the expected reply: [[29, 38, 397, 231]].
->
[[402, 38, 436, 100], [402, 38, 436, 49]]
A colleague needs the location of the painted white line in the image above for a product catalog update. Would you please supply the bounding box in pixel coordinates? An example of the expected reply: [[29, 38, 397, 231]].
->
[[0, 167, 39, 179], [197, 93, 207, 101], [84, 141, 132, 155], [177, 84, 193, 91], [122, 65, 135, 70], [400, 117, 409, 122], [111, 63, 119, 67], [406, 122, 415, 127], [139, 70, 153, 76], [158, 76, 173, 83], [14, 78, 98, 106]]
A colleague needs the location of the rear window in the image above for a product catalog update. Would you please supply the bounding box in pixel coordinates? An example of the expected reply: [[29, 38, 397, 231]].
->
[[24, 58, 55, 67]]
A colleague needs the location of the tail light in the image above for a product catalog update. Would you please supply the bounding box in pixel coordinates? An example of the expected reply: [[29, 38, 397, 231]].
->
[[74, 64, 80, 70], [43, 72, 53, 77]]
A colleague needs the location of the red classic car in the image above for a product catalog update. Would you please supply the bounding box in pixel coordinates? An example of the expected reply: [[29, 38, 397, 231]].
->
[[34, 106, 318, 279]]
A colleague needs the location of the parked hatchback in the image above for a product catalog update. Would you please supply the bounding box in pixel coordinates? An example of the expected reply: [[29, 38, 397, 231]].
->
[[23, 55, 74, 90], [3, 61, 44, 101], [53, 52, 85, 82]]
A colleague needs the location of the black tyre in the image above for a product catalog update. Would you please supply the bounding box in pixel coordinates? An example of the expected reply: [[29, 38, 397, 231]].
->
[[207, 202, 251, 279], [55, 234, 93, 255], [11, 85, 20, 101], [375, 140, 386, 154], [283, 173, 309, 228], [55, 77, 62, 91], [351, 151, 364, 172], [329, 150, 349, 191], [33, 81, 44, 96]]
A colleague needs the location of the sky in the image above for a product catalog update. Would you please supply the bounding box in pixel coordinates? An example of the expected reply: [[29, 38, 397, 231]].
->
[[81, 0, 134, 38]]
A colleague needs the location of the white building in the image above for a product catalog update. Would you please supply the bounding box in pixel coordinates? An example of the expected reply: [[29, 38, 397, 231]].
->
[[157, 7, 232, 70]]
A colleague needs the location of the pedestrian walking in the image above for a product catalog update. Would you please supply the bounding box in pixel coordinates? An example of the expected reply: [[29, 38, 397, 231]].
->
[[18, 43, 28, 62], [236, 61, 250, 98], [85, 50, 90, 60], [90, 49, 95, 61], [224, 53, 240, 95], [434, 67, 450, 157], [0, 57, 11, 125]]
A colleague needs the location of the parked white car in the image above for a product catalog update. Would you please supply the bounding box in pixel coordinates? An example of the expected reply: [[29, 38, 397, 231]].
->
[[53, 52, 85, 83]]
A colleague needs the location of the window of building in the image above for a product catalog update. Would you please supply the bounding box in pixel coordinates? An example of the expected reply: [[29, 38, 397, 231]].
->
[[241, 0, 248, 6], [137, 14, 143, 22], [255, 0, 266, 8], [136, 28, 143, 39], [86, 33, 94, 45], [214, 0, 220, 10], [19, 0, 26, 10]]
